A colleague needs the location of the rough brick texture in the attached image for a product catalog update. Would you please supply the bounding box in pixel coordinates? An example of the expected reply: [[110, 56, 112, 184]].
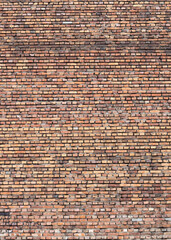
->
[[0, 0, 171, 239]]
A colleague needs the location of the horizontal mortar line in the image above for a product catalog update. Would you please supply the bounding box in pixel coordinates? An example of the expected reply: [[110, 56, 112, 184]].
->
[[1, 21, 170, 24], [1, 56, 170, 59], [0, 4, 168, 6], [0, 7, 170, 10], [1, 43, 170, 47], [1, 68, 170, 71], [1, 23, 169, 26], [1, 50, 170, 53], [1, 13, 170, 15], [0, 59, 170, 61], [1, 42, 170, 46], [6, 9, 169, 11], [1, 50, 171, 53]]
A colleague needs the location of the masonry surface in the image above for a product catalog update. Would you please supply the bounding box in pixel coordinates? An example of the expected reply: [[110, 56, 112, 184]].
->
[[0, 0, 171, 239]]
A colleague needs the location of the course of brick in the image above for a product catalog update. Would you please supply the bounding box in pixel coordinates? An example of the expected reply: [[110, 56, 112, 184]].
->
[[0, 0, 171, 239]]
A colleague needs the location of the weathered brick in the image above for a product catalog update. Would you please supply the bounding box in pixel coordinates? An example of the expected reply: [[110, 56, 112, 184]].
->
[[0, 0, 170, 239]]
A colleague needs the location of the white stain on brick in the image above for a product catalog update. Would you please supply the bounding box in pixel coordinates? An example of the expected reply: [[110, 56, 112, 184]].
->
[[63, 22, 72, 24], [132, 218, 142, 222]]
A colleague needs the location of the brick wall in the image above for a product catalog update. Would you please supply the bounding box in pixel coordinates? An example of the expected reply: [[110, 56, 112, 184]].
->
[[0, 0, 170, 239]]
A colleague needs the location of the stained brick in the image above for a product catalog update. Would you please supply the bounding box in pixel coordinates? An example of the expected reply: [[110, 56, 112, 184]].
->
[[0, 0, 170, 239]]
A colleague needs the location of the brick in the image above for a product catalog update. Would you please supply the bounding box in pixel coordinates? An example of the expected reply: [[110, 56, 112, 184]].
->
[[0, 0, 170, 239]]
